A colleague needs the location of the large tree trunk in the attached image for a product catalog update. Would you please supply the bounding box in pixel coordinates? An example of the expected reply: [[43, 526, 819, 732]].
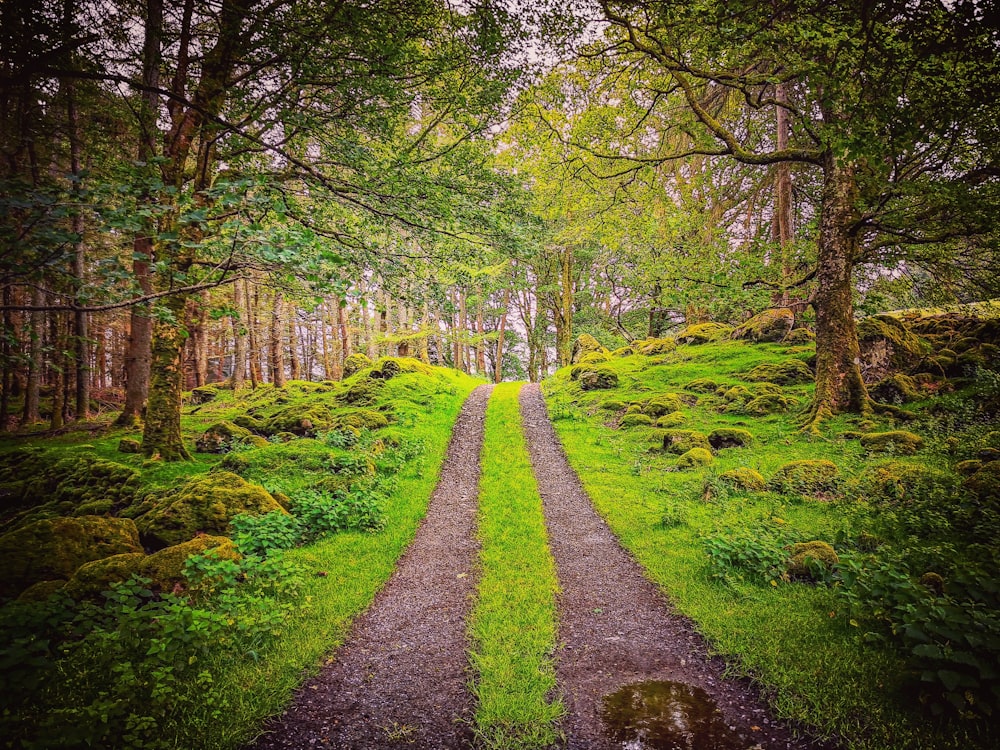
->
[[1, 286, 12, 430], [805, 156, 869, 430], [22, 287, 43, 425], [142, 292, 191, 459], [230, 279, 246, 389], [554, 247, 573, 368], [495, 285, 510, 383], [270, 292, 286, 386], [773, 82, 794, 307]]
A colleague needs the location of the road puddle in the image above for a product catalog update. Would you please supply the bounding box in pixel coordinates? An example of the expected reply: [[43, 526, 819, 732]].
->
[[600, 680, 746, 749]]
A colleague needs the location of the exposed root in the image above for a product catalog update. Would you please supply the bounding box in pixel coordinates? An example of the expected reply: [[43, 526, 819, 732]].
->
[[871, 401, 917, 421]]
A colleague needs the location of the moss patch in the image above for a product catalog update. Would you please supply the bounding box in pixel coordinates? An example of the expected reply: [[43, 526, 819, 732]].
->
[[641, 393, 684, 417], [859, 431, 924, 455], [708, 428, 753, 449], [195, 421, 254, 453], [732, 308, 795, 343], [140, 536, 241, 590], [677, 447, 714, 469], [620, 413, 654, 428], [745, 359, 813, 385], [572, 333, 609, 363], [870, 373, 921, 404], [676, 322, 733, 344], [719, 467, 766, 491], [786, 541, 838, 579], [635, 337, 676, 355], [661, 429, 711, 455], [343, 353, 373, 378]]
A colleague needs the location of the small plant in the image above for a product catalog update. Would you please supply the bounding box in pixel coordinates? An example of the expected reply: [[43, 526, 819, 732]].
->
[[703, 523, 794, 584], [231, 511, 303, 557], [658, 501, 686, 529]]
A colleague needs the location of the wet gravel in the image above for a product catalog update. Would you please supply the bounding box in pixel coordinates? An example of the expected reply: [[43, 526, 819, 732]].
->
[[519, 383, 836, 750], [247, 385, 492, 750]]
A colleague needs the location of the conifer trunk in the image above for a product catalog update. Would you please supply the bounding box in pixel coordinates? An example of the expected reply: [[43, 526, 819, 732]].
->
[[143, 292, 191, 459]]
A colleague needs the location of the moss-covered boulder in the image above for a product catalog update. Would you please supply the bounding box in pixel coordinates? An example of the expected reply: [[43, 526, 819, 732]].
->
[[684, 378, 719, 393], [196, 421, 254, 453], [855, 461, 956, 504], [786, 541, 838, 579], [722, 385, 752, 403], [331, 409, 389, 431], [189, 385, 219, 404], [636, 338, 676, 355], [610, 346, 633, 357], [708, 428, 753, 449], [599, 399, 627, 411], [732, 308, 795, 343], [579, 368, 619, 391], [620, 413, 654, 428], [135, 472, 286, 550], [676, 322, 733, 345], [870, 373, 921, 404], [677, 447, 714, 469], [17, 580, 68, 602], [371, 357, 435, 380], [745, 359, 813, 385], [769, 460, 840, 493], [0, 453, 141, 518], [784, 328, 815, 344], [661, 429, 711, 455], [859, 431, 924, 455], [572, 333, 609, 363], [964, 461, 1000, 504], [140, 536, 241, 590], [118, 438, 142, 454], [656, 412, 687, 428], [733, 393, 795, 416], [857, 314, 930, 383], [719, 467, 767, 492], [338, 377, 383, 406], [0, 516, 142, 598], [262, 403, 337, 436], [64, 552, 147, 599], [343, 353, 373, 378], [642, 393, 684, 417], [955, 459, 983, 476]]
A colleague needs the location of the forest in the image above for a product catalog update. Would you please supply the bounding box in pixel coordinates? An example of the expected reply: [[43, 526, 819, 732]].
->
[[1, 1, 999, 749]]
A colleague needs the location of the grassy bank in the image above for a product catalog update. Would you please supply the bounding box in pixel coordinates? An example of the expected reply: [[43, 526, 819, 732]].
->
[[543, 337, 998, 750], [470, 382, 563, 749]]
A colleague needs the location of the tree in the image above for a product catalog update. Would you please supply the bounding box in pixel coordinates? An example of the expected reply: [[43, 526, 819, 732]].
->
[[596, 0, 999, 426]]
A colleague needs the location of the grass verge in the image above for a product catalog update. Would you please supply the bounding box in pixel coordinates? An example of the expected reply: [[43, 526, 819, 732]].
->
[[470, 382, 563, 749]]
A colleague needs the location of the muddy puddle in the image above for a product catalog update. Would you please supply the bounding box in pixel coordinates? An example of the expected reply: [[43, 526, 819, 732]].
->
[[600, 680, 748, 749]]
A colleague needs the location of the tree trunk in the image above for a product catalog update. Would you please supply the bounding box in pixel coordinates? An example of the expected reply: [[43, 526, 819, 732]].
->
[[495, 286, 510, 383], [23, 287, 43, 425], [50, 312, 65, 431], [230, 279, 246, 389], [773, 82, 794, 307], [806, 156, 869, 430], [142, 292, 191, 459], [270, 292, 286, 386], [67, 81, 90, 421], [288, 311, 301, 380], [555, 246, 573, 367], [247, 283, 261, 388], [1, 286, 12, 430], [338, 301, 350, 375]]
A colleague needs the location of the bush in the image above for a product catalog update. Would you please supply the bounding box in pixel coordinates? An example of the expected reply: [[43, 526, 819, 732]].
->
[[704, 523, 792, 584]]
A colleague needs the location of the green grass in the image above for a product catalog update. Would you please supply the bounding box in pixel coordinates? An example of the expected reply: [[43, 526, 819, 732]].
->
[[470, 382, 563, 749], [543, 341, 993, 750]]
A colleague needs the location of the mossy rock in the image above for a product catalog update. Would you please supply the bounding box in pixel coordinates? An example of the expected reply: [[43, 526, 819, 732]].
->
[[964, 461, 1000, 504], [189, 385, 219, 404], [786, 541, 838, 579], [140, 536, 241, 590], [135, 472, 286, 550], [855, 461, 957, 504], [73, 499, 114, 516], [722, 385, 752, 403], [857, 314, 931, 382], [0, 515, 143, 598], [571, 333, 609, 363], [684, 378, 719, 393], [784, 328, 815, 344], [870, 373, 921, 404], [642, 393, 684, 417], [576, 351, 611, 366], [769, 460, 839, 494], [719, 467, 766, 492], [676, 322, 733, 345], [656, 412, 686, 428], [661, 429, 711, 455], [859, 431, 924, 455], [636, 337, 676, 355], [330, 408, 389, 431], [371, 357, 436, 380], [610, 346, 633, 357], [262, 403, 336, 436], [599, 399, 627, 411], [0, 453, 141, 519], [338, 378, 384, 406], [196, 421, 254, 453], [118, 438, 142, 454], [734, 393, 795, 416], [620, 413, 654, 428], [708, 428, 753, 449], [232, 414, 264, 431], [64, 552, 147, 599], [343, 353, 373, 378], [732, 308, 795, 343], [955, 459, 983, 476], [17, 579, 68, 602], [745, 359, 813, 385], [677, 447, 714, 469], [579, 368, 619, 391]]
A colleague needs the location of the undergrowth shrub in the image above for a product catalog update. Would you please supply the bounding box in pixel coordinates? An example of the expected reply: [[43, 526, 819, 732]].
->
[[837, 551, 1000, 720], [704, 522, 797, 585], [0, 550, 304, 749]]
